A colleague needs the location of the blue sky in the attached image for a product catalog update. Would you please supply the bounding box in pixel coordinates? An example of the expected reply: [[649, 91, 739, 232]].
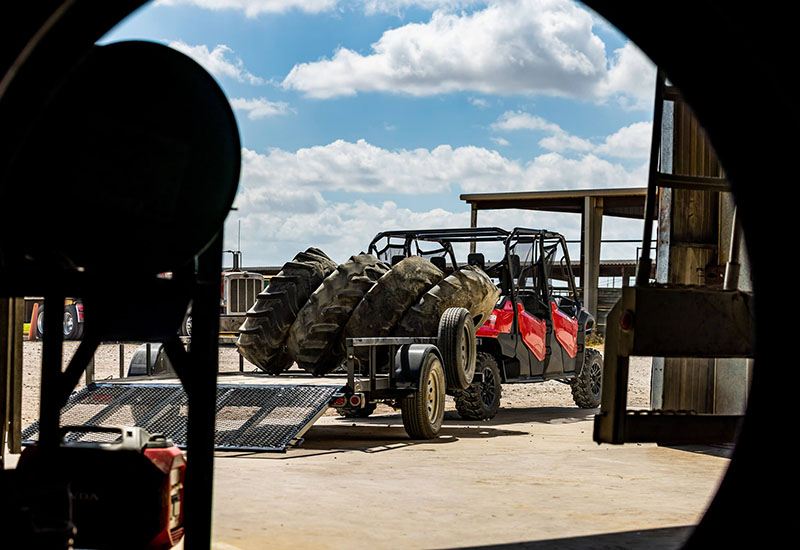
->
[[104, 0, 656, 268]]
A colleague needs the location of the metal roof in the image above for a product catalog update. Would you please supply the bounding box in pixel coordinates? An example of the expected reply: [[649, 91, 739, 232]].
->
[[460, 187, 651, 219]]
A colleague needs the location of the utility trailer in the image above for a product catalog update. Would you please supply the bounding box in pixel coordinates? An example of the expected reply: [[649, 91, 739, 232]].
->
[[22, 310, 473, 452]]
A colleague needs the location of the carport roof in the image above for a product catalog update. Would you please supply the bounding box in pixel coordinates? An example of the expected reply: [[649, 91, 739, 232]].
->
[[460, 187, 650, 219]]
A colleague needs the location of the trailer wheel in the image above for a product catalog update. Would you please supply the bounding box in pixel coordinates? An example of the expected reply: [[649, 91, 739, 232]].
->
[[395, 265, 500, 337], [400, 352, 446, 439], [437, 307, 476, 391], [571, 348, 603, 408], [237, 248, 336, 374], [288, 254, 389, 375], [454, 352, 502, 420]]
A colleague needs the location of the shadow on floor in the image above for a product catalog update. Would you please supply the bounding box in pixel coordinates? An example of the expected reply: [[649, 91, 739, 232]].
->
[[335, 406, 595, 427], [457, 525, 693, 550]]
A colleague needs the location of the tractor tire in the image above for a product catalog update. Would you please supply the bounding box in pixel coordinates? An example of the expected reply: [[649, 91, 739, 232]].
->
[[287, 254, 389, 375], [345, 256, 444, 340], [437, 307, 476, 392], [394, 265, 500, 337], [339, 402, 377, 419], [400, 352, 446, 439], [571, 348, 603, 408], [237, 248, 336, 374], [454, 352, 502, 420]]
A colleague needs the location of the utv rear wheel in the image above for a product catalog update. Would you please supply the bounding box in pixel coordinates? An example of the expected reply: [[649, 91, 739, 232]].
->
[[287, 254, 389, 375], [400, 353, 446, 439], [454, 352, 502, 420], [395, 265, 500, 337], [63, 305, 81, 340], [571, 348, 603, 408], [437, 307, 476, 391], [237, 248, 336, 374]]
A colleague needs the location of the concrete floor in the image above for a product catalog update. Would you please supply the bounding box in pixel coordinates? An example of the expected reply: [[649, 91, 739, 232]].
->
[[209, 407, 728, 549]]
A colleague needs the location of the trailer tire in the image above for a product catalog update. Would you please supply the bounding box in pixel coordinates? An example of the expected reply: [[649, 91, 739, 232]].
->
[[237, 248, 336, 373], [288, 254, 389, 375], [454, 352, 502, 420], [395, 265, 500, 337], [437, 307, 476, 391], [339, 402, 377, 419], [571, 348, 603, 408], [346, 256, 443, 340], [400, 352, 446, 439]]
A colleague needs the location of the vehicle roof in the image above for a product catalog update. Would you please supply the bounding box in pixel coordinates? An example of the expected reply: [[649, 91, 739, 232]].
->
[[370, 227, 565, 244]]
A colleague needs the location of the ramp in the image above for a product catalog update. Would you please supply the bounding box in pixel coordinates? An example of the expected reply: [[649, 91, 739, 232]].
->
[[21, 382, 341, 452]]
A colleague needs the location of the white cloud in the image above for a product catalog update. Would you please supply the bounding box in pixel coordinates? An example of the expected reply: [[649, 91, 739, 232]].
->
[[157, 0, 337, 16], [595, 121, 652, 159], [468, 97, 490, 109], [240, 138, 645, 197], [282, 0, 653, 108], [230, 97, 295, 119], [228, 136, 647, 264], [168, 41, 264, 84], [491, 137, 510, 147], [602, 42, 656, 110], [362, 1, 484, 15], [493, 111, 651, 159], [491, 111, 562, 133]]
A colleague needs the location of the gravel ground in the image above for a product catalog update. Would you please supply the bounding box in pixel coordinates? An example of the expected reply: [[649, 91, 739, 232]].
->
[[20, 342, 650, 428]]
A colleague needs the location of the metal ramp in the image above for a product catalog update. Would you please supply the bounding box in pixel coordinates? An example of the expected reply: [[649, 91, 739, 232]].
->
[[21, 382, 341, 452]]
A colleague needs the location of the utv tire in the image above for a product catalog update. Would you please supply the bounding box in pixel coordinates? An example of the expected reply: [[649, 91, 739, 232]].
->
[[63, 305, 82, 340], [437, 307, 476, 391], [287, 254, 389, 375], [395, 265, 500, 337], [400, 352, 446, 439], [35, 304, 45, 339], [237, 248, 336, 373], [346, 256, 443, 340], [339, 402, 377, 419], [454, 352, 502, 420], [571, 348, 603, 408]]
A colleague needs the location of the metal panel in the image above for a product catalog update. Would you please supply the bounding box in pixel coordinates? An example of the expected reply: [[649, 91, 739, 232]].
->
[[21, 382, 341, 452]]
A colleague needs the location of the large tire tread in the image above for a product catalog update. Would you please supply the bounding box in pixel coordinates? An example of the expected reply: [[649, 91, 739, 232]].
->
[[288, 254, 389, 374], [571, 347, 603, 408], [454, 352, 502, 420], [236, 248, 336, 372], [395, 265, 500, 337]]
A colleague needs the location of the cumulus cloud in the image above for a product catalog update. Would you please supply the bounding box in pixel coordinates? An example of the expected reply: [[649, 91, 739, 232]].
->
[[491, 137, 510, 147], [469, 97, 490, 109], [602, 42, 656, 110], [227, 135, 647, 263], [493, 111, 652, 159], [362, 1, 484, 15], [595, 121, 652, 159], [157, 0, 337, 16], [282, 0, 653, 108], [240, 137, 645, 198], [230, 97, 295, 119], [168, 41, 264, 84]]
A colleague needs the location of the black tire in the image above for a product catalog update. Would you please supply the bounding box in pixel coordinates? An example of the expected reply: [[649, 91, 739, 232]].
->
[[339, 402, 377, 419], [287, 254, 389, 375], [181, 312, 192, 338], [237, 248, 336, 373], [35, 304, 45, 339], [437, 307, 476, 391], [62, 305, 81, 340], [454, 352, 502, 420], [345, 256, 443, 340], [571, 347, 603, 408], [395, 265, 500, 337], [400, 352, 446, 439]]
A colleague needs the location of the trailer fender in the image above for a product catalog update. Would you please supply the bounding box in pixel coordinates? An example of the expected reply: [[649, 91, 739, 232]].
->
[[394, 344, 443, 391]]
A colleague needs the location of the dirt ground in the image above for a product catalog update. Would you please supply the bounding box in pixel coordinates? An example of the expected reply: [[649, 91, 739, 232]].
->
[[12, 342, 725, 549], [19, 342, 650, 426]]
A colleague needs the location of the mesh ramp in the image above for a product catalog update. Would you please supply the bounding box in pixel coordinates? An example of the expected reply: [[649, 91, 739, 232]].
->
[[21, 382, 341, 452]]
